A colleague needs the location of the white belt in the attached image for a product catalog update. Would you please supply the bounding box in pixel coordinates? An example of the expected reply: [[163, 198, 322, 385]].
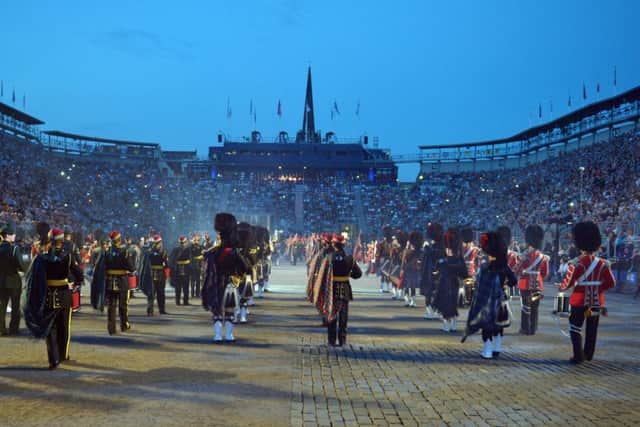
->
[[576, 281, 601, 287]]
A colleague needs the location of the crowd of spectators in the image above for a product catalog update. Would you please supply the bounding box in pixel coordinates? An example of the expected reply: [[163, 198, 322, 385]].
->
[[1, 130, 638, 270]]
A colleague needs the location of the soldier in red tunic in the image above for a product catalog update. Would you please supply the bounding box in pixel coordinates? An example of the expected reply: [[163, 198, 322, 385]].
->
[[514, 225, 549, 335], [559, 221, 615, 364], [460, 228, 479, 307]]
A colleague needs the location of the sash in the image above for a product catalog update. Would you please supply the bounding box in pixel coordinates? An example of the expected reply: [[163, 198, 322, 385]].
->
[[576, 258, 600, 286], [523, 253, 544, 275]]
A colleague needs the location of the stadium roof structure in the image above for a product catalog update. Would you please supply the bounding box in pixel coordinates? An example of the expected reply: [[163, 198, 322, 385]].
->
[[44, 130, 159, 148], [419, 84, 640, 150], [0, 102, 45, 125]]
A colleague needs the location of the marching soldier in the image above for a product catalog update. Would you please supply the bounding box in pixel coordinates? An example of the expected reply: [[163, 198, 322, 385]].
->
[[170, 236, 192, 305], [147, 235, 169, 315], [515, 225, 549, 335], [0, 222, 27, 336], [190, 234, 204, 298], [421, 223, 445, 319], [322, 234, 362, 346], [24, 226, 84, 369], [92, 231, 135, 335], [202, 213, 252, 342], [105, 231, 135, 334], [559, 221, 615, 364], [401, 231, 423, 308], [460, 228, 479, 307]]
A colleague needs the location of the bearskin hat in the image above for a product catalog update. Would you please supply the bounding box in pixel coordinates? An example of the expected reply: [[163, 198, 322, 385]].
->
[[496, 225, 512, 246], [525, 225, 544, 250], [479, 231, 507, 260], [214, 213, 236, 233], [426, 222, 444, 243], [237, 222, 256, 248], [409, 230, 424, 248], [214, 213, 238, 246], [444, 228, 462, 256], [460, 227, 474, 244], [396, 230, 408, 248], [255, 226, 270, 246], [573, 221, 601, 253]]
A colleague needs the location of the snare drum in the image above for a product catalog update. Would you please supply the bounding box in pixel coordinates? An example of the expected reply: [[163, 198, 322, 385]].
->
[[554, 292, 570, 315], [128, 274, 138, 290]]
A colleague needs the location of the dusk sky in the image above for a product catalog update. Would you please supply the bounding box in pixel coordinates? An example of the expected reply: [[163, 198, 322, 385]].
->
[[3, 1, 639, 181]]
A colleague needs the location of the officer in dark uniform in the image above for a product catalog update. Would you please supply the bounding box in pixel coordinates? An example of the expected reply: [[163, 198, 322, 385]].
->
[[327, 234, 362, 347], [104, 231, 135, 334], [63, 225, 83, 312], [147, 235, 169, 315], [24, 227, 84, 369], [170, 236, 191, 305], [190, 234, 204, 298], [0, 222, 27, 336]]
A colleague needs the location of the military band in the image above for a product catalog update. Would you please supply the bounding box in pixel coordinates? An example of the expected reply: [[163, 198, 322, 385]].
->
[[7, 212, 618, 369]]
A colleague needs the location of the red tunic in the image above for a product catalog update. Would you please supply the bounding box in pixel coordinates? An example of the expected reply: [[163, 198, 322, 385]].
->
[[507, 250, 520, 271], [559, 255, 615, 307], [515, 250, 549, 291], [463, 244, 478, 278]]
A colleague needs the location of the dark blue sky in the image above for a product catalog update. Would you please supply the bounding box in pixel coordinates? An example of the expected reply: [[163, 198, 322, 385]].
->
[[3, 1, 639, 180]]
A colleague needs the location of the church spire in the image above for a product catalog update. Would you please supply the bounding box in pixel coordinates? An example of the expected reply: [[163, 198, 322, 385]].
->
[[302, 67, 316, 142]]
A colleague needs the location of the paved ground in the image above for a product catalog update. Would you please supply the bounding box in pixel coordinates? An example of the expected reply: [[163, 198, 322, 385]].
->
[[1, 263, 639, 426]]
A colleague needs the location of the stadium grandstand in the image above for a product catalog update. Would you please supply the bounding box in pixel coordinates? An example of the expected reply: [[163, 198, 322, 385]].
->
[[407, 85, 640, 173], [0, 75, 638, 266]]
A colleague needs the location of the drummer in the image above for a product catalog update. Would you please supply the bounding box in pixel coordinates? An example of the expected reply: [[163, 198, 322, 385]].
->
[[558, 221, 615, 364]]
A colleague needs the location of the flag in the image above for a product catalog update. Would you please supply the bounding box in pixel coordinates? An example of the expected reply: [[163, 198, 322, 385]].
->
[[356, 99, 360, 117], [277, 99, 282, 117], [549, 99, 553, 114], [614, 66, 617, 87], [582, 83, 587, 100], [333, 100, 340, 115], [597, 82, 600, 93], [330, 108, 334, 120], [538, 103, 542, 118], [0, 80, 3, 97], [226, 97, 232, 119], [568, 95, 572, 107], [22, 94, 26, 110], [12, 89, 15, 104]]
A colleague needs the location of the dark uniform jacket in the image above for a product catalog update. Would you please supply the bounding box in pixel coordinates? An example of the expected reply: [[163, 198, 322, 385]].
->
[[331, 249, 363, 301], [0, 241, 26, 289], [105, 245, 134, 273]]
